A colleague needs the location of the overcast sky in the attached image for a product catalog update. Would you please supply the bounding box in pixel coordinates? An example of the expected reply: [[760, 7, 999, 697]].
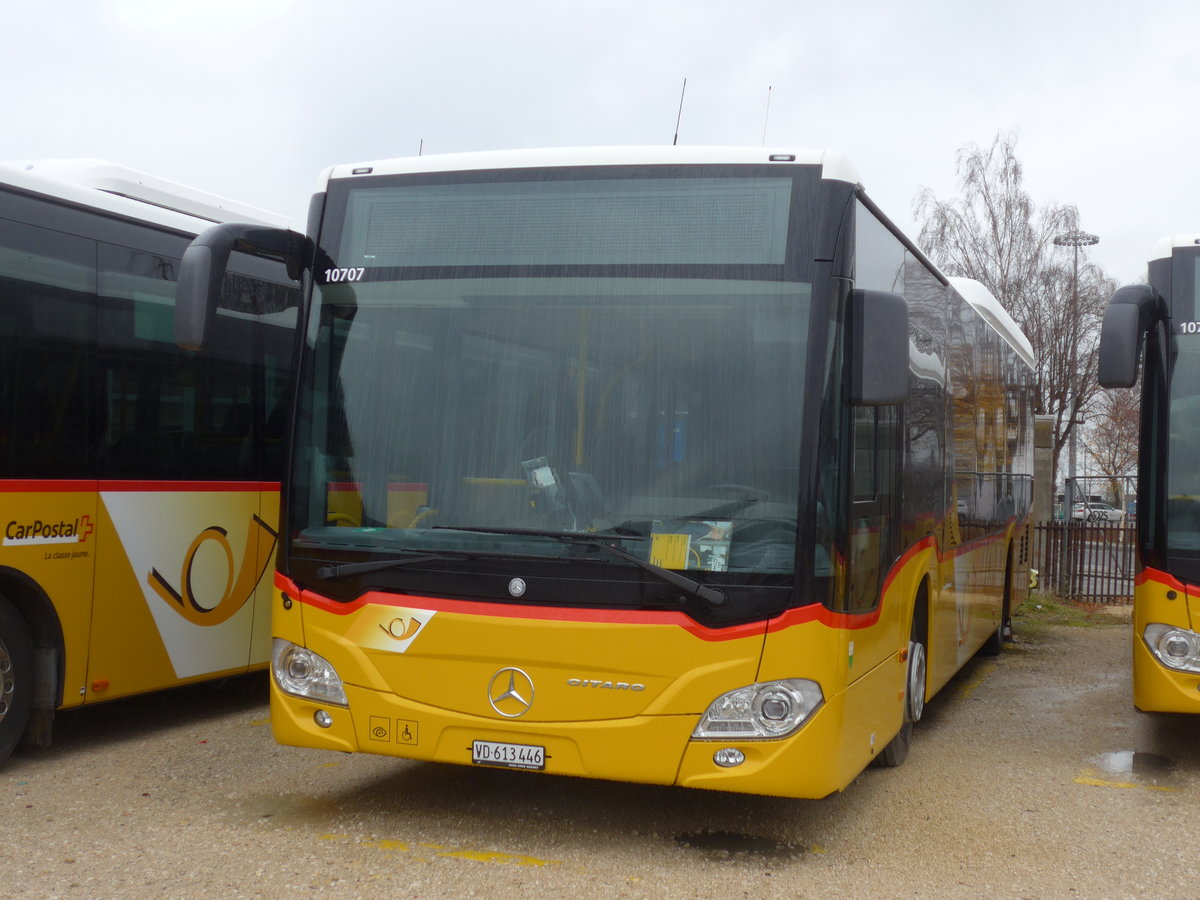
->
[[5, 0, 1196, 283]]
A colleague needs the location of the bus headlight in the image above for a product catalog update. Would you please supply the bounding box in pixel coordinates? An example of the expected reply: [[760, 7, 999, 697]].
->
[[272, 639, 348, 706], [692, 679, 823, 740], [1144, 624, 1200, 674]]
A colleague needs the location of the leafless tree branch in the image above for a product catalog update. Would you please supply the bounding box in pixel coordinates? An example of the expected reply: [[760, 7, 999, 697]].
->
[[913, 132, 1120, 489]]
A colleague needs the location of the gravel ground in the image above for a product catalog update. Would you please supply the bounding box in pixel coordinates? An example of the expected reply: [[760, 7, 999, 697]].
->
[[5, 607, 1197, 899]]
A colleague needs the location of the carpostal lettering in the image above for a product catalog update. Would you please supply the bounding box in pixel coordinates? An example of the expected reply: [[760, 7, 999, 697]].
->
[[4, 516, 92, 547], [567, 678, 646, 691]]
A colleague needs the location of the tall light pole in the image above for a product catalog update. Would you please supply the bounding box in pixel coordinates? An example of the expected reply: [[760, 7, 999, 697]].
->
[[1054, 228, 1099, 596]]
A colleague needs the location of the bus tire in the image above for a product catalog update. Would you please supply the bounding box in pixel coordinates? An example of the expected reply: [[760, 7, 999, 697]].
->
[[878, 620, 926, 768], [981, 617, 1004, 655], [982, 549, 1014, 657], [0, 597, 33, 765]]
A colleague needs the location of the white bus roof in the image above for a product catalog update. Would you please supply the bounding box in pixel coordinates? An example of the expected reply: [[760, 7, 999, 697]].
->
[[948, 277, 1036, 371], [0, 159, 289, 233], [320, 146, 860, 187], [1150, 234, 1200, 263]]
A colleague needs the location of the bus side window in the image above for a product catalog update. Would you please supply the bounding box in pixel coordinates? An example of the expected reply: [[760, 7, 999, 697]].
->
[[0, 219, 96, 477], [97, 242, 257, 480]]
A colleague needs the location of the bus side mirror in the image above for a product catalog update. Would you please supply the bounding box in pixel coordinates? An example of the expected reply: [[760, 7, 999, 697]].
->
[[850, 289, 908, 405], [176, 223, 308, 351], [1098, 284, 1164, 388]]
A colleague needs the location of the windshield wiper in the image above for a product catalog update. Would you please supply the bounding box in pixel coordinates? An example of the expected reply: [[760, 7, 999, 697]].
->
[[434, 525, 726, 609], [316, 548, 569, 579]]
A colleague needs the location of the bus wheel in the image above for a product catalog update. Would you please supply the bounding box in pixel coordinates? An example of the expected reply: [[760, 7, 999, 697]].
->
[[982, 553, 1014, 657], [878, 625, 926, 768], [0, 598, 33, 765]]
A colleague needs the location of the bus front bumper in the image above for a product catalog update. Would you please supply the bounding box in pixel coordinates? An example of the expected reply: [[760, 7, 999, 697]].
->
[[270, 680, 854, 799]]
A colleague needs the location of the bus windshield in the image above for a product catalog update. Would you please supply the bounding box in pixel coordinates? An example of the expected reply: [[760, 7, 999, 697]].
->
[[290, 168, 826, 590], [295, 276, 814, 570], [1167, 333, 1200, 554]]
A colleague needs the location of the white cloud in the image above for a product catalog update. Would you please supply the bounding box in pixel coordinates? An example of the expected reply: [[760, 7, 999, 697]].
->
[[100, 0, 295, 31], [2, 0, 1196, 280]]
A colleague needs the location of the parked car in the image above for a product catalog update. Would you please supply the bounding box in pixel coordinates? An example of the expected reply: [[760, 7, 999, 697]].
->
[[1072, 501, 1125, 523]]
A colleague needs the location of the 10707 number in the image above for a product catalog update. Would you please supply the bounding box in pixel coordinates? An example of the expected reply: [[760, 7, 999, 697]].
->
[[323, 267, 365, 283]]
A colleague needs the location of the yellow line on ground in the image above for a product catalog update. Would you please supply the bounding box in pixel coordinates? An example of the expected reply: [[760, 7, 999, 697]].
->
[[1073, 772, 1177, 792], [319, 832, 561, 866], [437, 849, 558, 867]]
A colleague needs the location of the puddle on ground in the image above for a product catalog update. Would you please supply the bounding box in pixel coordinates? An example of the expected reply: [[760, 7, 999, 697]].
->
[[1082, 750, 1180, 789], [675, 831, 804, 862], [1095, 751, 1176, 777]]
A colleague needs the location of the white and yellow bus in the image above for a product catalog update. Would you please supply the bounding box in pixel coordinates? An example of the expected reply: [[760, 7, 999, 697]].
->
[[178, 147, 1034, 798], [1101, 236, 1200, 712], [0, 160, 297, 764]]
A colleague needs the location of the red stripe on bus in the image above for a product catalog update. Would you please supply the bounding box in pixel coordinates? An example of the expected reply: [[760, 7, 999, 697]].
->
[[941, 514, 1028, 560], [100, 480, 279, 492], [0, 479, 279, 493], [275, 572, 771, 642], [276, 524, 1022, 639], [776, 535, 938, 632], [301, 588, 773, 642], [1136, 566, 1187, 592], [0, 480, 98, 492]]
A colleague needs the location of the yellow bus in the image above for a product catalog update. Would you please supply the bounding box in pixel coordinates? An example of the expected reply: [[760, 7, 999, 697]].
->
[[0, 160, 297, 764], [178, 147, 1035, 798], [1100, 236, 1200, 712]]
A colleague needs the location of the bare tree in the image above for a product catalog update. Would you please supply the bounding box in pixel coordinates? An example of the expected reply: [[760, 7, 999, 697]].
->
[[913, 132, 1117, 489], [1084, 386, 1139, 506]]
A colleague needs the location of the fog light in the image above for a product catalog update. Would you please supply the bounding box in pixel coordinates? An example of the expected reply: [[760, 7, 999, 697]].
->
[[314, 710, 333, 728], [713, 747, 746, 767]]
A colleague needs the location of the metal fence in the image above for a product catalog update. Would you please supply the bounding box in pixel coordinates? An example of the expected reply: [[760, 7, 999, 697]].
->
[[1032, 520, 1136, 603]]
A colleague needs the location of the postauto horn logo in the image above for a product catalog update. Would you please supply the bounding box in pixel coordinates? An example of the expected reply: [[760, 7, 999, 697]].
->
[[3, 515, 94, 546], [148, 515, 277, 627]]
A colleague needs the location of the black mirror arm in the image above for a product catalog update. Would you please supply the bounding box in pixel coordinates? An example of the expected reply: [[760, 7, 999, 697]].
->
[[176, 223, 311, 351]]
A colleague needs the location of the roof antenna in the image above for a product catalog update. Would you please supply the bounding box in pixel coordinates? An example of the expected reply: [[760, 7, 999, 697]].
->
[[418, 139, 424, 156], [761, 86, 772, 145], [673, 78, 687, 146]]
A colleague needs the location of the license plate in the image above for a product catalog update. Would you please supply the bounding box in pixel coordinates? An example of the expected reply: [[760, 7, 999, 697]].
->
[[471, 739, 545, 771]]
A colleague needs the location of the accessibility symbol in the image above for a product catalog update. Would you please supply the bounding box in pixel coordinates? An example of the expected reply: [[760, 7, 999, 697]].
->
[[397, 719, 419, 745]]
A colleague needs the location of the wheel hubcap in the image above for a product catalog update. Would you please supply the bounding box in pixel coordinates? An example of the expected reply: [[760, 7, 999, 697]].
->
[[907, 640, 926, 722], [0, 637, 13, 724]]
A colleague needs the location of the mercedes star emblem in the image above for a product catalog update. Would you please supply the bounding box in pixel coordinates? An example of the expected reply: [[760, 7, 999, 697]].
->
[[487, 666, 535, 718]]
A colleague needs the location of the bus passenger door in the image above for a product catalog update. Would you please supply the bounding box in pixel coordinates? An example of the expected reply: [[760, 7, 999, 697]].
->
[[846, 406, 900, 674]]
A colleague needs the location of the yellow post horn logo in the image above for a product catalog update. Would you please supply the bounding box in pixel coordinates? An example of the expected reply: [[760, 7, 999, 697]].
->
[[380, 616, 424, 641], [148, 515, 278, 626]]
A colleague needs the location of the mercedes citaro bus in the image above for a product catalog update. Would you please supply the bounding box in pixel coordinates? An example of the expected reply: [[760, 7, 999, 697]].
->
[[1101, 235, 1200, 713], [176, 147, 1034, 798]]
